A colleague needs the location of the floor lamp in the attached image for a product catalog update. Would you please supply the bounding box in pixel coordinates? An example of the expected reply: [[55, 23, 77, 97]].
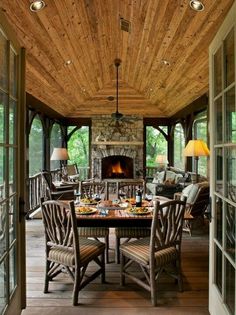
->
[[50, 148, 69, 180], [183, 139, 210, 183]]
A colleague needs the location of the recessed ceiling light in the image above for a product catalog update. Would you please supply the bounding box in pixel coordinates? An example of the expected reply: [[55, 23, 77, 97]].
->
[[30, 1, 46, 12], [65, 60, 72, 65], [161, 59, 171, 66], [189, 0, 205, 11]]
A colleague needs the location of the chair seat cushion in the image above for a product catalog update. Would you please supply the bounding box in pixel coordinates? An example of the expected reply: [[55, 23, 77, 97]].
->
[[48, 238, 105, 267], [115, 227, 150, 238], [120, 237, 178, 266], [78, 227, 109, 237]]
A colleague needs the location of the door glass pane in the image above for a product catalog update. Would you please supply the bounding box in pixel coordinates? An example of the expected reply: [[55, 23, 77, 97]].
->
[[215, 197, 223, 244], [226, 147, 236, 201], [0, 203, 6, 257], [9, 245, 17, 294], [9, 197, 16, 245], [215, 148, 223, 194], [9, 148, 16, 194], [0, 261, 6, 314], [225, 88, 236, 143], [224, 29, 235, 88], [215, 97, 223, 143], [225, 259, 235, 315], [9, 100, 16, 145], [0, 92, 7, 144], [0, 31, 8, 91], [9, 48, 17, 98], [225, 203, 235, 261], [214, 47, 222, 96], [0, 147, 5, 201], [215, 244, 223, 293]]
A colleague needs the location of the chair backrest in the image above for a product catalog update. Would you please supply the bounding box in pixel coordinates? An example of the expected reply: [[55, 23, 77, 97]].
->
[[188, 183, 209, 218], [65, 164, 79, 176], [41, 171, 57, 199], [150, 198, 186, 261], [80, 180, 106, 199], [41, 199, 80, 264]]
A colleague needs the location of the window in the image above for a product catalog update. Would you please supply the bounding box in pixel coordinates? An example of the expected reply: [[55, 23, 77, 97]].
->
[[50, 123, 62, 170], [29, 115, 43, 176], [67, 126, 89, 180], [146, 126, 168, 166], [192, 112, 208, 176], [173, 123, 185, 169]]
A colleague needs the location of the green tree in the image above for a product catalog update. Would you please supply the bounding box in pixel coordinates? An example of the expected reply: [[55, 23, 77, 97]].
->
[[146, 126, 168, 166]]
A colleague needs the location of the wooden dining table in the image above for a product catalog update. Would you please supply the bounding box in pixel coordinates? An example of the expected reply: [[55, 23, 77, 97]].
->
[[71, 196, 171, 228]]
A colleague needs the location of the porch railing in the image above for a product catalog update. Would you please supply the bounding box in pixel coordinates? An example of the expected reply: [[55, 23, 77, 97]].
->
[[27, 167, 90, 216]]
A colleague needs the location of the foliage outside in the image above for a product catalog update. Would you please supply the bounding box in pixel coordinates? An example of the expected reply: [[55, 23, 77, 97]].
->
[[146, 126, 168, 167], [29, 115, 43, 176], [67, 126, 89, 180], [50, 123, 62, 171], [174, 123, 185, 169]]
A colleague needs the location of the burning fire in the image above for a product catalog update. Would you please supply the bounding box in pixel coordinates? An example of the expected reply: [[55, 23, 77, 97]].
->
[[111, 161, 123, 174]]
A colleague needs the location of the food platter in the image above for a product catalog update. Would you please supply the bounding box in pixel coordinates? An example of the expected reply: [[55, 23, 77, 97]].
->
[[75, 206, 97, 215], [126, 207, 152, 215], [79, 198, 98, 205]]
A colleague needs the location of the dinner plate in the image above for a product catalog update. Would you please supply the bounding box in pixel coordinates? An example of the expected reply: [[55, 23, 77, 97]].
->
[[75, 207, 97, 215], [79, 198, 98, 205], [126, 207, 151, 215]]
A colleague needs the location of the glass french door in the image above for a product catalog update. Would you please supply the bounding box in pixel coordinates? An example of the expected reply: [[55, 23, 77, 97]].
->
[[209, 2, 236, 315], [0, 11, 26, 315]]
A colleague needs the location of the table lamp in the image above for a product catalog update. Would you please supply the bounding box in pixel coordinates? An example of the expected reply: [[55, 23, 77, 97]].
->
[[183, 139, 210, 182], [50, 148, 70, 178], [155, 154, 168, 180]]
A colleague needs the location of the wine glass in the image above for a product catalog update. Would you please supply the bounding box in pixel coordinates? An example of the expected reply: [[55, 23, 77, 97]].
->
[[74, 189, 81, 204], [145, 193, 153, 206]]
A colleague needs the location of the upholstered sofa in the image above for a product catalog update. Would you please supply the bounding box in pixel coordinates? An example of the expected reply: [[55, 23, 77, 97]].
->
[[146, 167, 191, 198]]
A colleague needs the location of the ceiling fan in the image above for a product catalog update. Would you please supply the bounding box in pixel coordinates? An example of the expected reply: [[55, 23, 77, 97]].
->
[[108, 58, 137, 125]]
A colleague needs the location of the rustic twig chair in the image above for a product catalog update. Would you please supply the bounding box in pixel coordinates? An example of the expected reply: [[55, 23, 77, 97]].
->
[[120, 197, 186, 306], [115, 180, 150, 263], [78, 180, 110, 263], [179, 182, 210, 236], [64, 164, 80, 181], [41, 170, 74, 200], [41, 199, 105, 306]]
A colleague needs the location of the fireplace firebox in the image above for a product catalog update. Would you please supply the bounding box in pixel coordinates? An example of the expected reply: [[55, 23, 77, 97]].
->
[[101, 156, 134, 179]]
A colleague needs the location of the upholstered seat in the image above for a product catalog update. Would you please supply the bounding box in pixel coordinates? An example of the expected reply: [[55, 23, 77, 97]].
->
[[115, 181, 150, 263], [78, 180, 110, 263], [120, 197, 186, 306], [41, 199, 105, 306]]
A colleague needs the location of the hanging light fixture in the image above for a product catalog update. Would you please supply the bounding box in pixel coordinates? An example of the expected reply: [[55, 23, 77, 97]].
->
[[189, 0, 205, 12], [30, 1, 46, 12]]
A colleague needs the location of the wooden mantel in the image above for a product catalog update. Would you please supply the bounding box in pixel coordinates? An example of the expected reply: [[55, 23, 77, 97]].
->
[[92, 141, 143, 146]]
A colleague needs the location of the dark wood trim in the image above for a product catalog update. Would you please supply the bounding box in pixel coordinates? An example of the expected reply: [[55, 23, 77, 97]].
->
[[170, 94, 208, 122], [62, 117, 92, 126], [26, 93, 64, 121], [143, 117, 171, 126]]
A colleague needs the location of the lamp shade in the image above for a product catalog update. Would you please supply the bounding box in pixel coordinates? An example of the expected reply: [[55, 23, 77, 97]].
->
[[50, 148, 70, 160], [183, 139, 210, 157], [155, 154, 168, 164]]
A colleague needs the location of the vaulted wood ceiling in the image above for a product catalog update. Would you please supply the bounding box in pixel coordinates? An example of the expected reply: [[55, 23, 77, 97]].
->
[[1, 0, 234, 118]]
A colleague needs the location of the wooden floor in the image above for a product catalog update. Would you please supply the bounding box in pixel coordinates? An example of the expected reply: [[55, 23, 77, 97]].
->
[[22, 219, 210, 315]]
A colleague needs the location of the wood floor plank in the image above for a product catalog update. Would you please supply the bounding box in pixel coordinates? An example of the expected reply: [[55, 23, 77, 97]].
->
[[23, 219, 210, 315]]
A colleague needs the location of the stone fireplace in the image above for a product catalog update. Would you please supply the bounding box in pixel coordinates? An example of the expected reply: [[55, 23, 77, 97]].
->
[[101, 155, 134, 179], [91, 116, 143, 180]]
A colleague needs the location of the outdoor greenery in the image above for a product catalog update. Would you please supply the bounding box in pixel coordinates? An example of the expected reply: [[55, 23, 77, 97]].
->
[[192, 112, 208, 176], [67, 126, 89, 178], [173, 123, 185, 169], [29, 115, 43, 176], [50, 123, 62, 171], [146, 126, 168, 167]]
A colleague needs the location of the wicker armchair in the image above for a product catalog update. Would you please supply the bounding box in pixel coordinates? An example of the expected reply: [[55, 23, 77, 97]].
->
[[120, 197, 186, 306], [41, 199, 105, 305]]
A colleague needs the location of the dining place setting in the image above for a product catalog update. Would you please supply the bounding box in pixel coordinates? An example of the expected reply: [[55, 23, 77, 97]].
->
[[73, 193, 155, 218]]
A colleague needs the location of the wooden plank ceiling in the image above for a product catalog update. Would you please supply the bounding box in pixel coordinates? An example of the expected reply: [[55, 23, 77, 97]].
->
[[1, 0, 234, 118]]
